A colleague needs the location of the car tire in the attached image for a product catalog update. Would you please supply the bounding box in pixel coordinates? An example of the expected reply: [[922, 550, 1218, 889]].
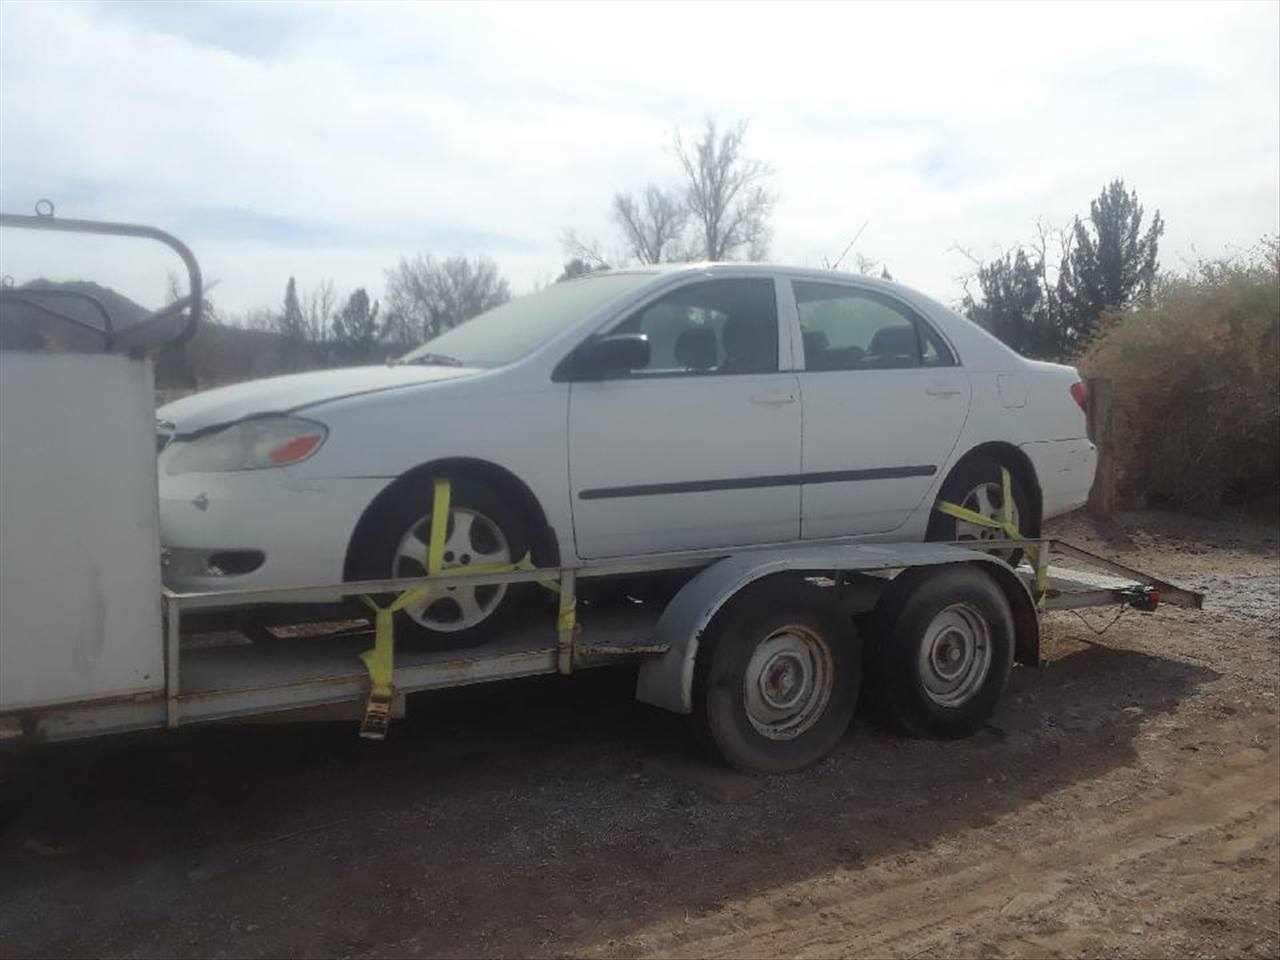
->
[[866, 565, 1014, 739], [348, 476, 530, 649], [692, 576, 861, 774], [926, 458, 1033, 568]]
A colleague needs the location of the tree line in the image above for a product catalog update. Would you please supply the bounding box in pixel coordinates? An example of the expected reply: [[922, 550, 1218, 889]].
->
[[205, 116, 1167, 375], [960, 179, 1165, 362], [244, 254, 512, 365], [228, 118, 783, 366]]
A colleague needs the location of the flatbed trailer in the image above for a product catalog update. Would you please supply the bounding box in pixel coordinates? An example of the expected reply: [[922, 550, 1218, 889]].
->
[[0, 207, 1203, 774], [1, 534, 1202, 772]]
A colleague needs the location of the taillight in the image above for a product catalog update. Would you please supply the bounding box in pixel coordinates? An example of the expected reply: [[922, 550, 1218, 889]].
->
[[1070, 381, 1088, 413]]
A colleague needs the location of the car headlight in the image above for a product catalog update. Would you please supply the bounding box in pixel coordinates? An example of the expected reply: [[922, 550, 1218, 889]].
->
[[165, 416, 328, 475]]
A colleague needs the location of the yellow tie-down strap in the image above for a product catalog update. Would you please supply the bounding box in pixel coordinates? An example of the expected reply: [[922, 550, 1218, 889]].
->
[[428, 477, 558, 591], [358, 588, 428, 740], [558, 600, 577, 634], [935, 467, 1049, 605], [356, 477, 559, 739]]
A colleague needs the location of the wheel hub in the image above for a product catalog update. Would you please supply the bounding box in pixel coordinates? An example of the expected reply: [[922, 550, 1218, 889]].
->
[[761, 652, 807, 711], [954, 480, 1020, 562], [918, 604, 993, 707], [743, 627, 834, 740], [392, 505, 511, 632]]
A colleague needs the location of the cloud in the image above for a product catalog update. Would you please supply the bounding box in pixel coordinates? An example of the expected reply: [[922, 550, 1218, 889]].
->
[[1, 0, 1276, 316]]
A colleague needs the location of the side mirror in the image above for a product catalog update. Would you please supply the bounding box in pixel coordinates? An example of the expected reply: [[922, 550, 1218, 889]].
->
[[574, 333, 650, 380]]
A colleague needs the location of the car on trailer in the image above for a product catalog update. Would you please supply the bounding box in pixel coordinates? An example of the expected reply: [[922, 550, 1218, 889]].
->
[[156, 264, 1097, 647]]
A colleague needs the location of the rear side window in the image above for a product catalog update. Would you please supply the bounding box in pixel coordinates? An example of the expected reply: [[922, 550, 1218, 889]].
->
[[607, 278, 779, 377], [793, 281, 956, 371]]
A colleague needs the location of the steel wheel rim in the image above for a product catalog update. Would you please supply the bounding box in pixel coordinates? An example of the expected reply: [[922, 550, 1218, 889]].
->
[[918, 602, 992, 707], [743, 625, 834, 740], [954, 480, 1020, 562], [393, 506, 511, 632]]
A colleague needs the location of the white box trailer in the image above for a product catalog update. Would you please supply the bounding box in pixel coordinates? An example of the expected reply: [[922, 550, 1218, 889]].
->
[[0, 210, 1202, 773]]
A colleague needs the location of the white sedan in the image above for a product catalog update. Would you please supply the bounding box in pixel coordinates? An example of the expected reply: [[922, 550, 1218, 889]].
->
[[157, 264, 1096, 645]]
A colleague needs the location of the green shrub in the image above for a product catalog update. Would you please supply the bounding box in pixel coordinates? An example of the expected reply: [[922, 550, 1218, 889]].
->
[[1081, 239, 1279, 510]]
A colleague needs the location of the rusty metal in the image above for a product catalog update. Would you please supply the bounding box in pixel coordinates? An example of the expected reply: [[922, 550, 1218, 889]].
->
[[574, 637, 670, 668], [575, 638, 670, 657], [165, 593, 181, 728]]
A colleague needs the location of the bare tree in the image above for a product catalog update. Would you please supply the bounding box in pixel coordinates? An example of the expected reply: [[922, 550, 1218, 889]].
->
[[673, 119, 776, 261], [612, 185, 687, 263], [242, 308, 278, 333], [557, 258, 607, 282], [384, 254, 511, 344], [559, 229, 611, 270], [302, 279, 337, 346], [853, 252, 886, 278], [165, 270, 221, 325]]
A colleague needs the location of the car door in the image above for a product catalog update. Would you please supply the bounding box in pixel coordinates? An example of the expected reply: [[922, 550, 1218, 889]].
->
[[790, 279, 971, 538], [568, 276, 802, 559]]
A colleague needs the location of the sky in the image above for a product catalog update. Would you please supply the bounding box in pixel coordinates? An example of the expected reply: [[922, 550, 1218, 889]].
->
[[1, 0, 1277, 318]]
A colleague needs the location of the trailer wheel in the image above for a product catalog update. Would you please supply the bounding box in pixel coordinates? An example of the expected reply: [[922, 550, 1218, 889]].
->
[[693, 578, 860, 774], [868, 565, 1014, 739]]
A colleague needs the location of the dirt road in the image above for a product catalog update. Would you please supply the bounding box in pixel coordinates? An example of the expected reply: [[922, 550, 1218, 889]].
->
[[1, 511, 1277, 959]]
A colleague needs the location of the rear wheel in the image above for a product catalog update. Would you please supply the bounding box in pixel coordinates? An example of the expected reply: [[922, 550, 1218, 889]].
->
[[927, 458, 1032, 567], [348, 477, 529, 649], [693, 578, 861, 774], [867, 565, 1014, 739]]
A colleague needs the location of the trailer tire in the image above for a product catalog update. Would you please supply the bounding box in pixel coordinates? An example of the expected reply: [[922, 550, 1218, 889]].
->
[[693, 577, 860, 774], [868, 565, 1014, 739]]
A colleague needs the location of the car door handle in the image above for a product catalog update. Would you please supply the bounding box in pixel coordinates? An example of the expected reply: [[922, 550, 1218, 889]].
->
[[925, 384, 963, 398], [749, 392, 798, 405]]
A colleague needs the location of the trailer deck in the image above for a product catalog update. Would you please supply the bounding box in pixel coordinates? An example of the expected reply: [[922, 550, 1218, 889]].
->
[[2, 536, 1201, 747]]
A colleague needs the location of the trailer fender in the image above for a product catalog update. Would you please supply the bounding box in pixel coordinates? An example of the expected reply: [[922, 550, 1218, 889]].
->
[[635, 543, 1039, 715]]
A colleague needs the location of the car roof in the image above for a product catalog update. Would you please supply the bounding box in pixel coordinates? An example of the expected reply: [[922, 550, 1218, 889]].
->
[[596, 261, 920, 299]]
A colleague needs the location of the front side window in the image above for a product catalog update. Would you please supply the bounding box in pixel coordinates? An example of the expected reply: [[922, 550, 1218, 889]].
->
[[793, 281, 955, 371], [606, 278, 779, 377]]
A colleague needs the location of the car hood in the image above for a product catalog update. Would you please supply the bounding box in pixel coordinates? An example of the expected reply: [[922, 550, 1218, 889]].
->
[[157, 364, 478, 434]]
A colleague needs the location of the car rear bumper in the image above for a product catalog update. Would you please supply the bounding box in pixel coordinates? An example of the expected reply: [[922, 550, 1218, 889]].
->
[[1020, 438, 1097, 521], [159, 471, 391, 593]]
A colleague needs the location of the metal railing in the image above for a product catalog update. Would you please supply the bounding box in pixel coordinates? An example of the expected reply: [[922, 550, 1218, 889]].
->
[[0, 200, 203, 355]]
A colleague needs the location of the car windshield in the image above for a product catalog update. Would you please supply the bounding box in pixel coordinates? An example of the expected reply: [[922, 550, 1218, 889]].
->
[[398, 272, 657, 368]]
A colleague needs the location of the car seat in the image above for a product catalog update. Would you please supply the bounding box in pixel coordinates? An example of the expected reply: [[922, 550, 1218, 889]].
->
[[866, 325, 918, 367], [719, 313, 774, 374], [674, 326, 718, 371]]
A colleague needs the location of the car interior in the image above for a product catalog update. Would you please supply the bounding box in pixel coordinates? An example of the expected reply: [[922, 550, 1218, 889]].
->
[[614, 278, 780, 376], [612, 278, 953, 376]]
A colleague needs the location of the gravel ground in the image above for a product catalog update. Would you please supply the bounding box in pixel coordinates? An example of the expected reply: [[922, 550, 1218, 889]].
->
[[0, 509, 1276, 959]]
